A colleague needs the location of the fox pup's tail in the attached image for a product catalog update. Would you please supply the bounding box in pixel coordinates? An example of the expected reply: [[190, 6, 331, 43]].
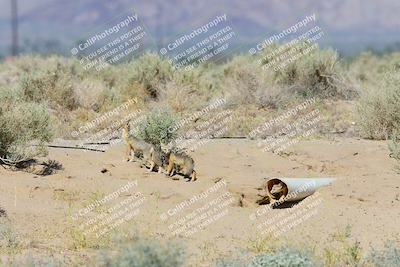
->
[[191, 170, 197, 181]]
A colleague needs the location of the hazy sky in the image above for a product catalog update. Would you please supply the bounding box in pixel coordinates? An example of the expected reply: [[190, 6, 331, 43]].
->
[[1, 0, 400, 56]]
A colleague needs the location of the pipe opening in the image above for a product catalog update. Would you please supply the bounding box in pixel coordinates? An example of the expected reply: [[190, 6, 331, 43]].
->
[[266, 178, 288, 200]]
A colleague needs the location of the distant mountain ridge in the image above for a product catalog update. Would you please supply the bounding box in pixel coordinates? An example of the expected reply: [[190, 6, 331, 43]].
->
[[1, 0, 400, 56]]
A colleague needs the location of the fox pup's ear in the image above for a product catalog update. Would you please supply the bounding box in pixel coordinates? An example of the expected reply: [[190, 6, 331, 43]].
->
[[160, 143, 169, 153], [161, 142, 175, 153]]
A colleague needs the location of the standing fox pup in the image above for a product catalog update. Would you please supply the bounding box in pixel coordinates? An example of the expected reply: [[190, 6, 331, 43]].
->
[[122, 121, 149, 162], [162, 145, 197, 181], [122, 121, 165, 173], [143, 146, 167, 173]]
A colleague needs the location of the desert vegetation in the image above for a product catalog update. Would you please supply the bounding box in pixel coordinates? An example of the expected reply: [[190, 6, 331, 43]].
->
[[2, 232, 399, 266], [1, 46, 400, 266], [0, 47, 399, 159]]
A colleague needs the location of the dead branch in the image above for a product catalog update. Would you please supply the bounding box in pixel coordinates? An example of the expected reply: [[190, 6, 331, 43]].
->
[[46, 145, 105, 152], [0, 156, 24, 166]]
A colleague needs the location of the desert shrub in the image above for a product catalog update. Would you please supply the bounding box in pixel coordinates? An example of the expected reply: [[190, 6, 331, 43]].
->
[[215, 247, 318, 267], [349, 52, 400, 85], [94, 63, 142, 108], [128, 53, 173, 100], [215, 259, 246, 267], [367, 242, 400, 267], [18, 69, 79, 111], [254, 86, 300, 110], [137, 109, 177, 147], [348, 52, 382, 83], [270, 44, 354, 99], [322, 226, 362, 267], [0, 56, 60, 85], [221, 55, 263, 106], [0, 88, 53, 161], [357, 73, 400, 139], [388, 131, 400, 161], [102, 240, 185, 267], [18, 75, 47, 103], [8, 254, 80, 267], [159, 64, 226, 113], [6, 56, 129, 112], [95, 87, 124, 112], [174, 63, 224, 99], [0, 217, 18, 249], [95, 63, 126, 89], [119, 80, 147, 106], [6, 56, 82, 110], [158, 81, 197, 112], [10, 256, 54, 267], [248, 248, 316, 267], [73, 78, 108, 111]]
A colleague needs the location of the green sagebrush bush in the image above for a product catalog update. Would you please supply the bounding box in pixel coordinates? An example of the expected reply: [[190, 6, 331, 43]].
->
[[137, 109, 177, 147], [221, 55, 262, 106], [216, 248, 316, 267], [357, 70, 400, 140], [0, 216, 18, 249], [216, 259, 247, 267], [18, 71, 78, 111], [367, 242, 400, 267], [128, 53, 174, 100], [0, 87, 53, 162], [248, 248, 316, 267], [101, 240, 185, 267], [349, 52, 400, 85], [388, 131, 400, 161], [265, 43, 355, 100], [8, 56, 81, 111]]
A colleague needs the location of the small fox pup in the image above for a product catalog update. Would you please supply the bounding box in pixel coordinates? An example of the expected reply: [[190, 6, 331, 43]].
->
[[161, 144, 197, 181], [268, 181, 288, 206], [122, 121, 165, 173], [142, 146, 167, 173], [122, 121, 150, 162]]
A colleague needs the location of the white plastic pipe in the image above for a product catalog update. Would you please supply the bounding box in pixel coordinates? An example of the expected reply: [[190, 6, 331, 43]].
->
[[266, 178, 336, 202]]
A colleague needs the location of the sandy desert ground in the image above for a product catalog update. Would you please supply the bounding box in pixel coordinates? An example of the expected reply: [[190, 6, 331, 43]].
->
[[0, 137, 399, 265]]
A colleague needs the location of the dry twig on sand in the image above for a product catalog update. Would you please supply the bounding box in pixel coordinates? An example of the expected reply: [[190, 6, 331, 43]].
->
[[0, 157, 63, 176]]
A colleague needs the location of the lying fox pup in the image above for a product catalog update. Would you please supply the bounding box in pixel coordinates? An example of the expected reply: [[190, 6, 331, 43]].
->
[[122, 121, 165, 173], [162, 144, 197, 181]]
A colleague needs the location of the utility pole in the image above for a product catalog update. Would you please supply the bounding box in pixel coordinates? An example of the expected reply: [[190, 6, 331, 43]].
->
[[11, 0, 18, 56], [159, 2, 164, 49]]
